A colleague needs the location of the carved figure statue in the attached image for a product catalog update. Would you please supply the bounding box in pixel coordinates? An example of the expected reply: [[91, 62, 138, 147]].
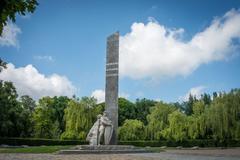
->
[[98, 111, 113, 145], [86, 114, 101, 145], [86, 111, 113, 145]]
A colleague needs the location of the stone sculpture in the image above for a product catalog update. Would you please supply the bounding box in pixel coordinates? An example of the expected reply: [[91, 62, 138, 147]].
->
[[86, 114, 101, 145], [86, 111, 113, 145]]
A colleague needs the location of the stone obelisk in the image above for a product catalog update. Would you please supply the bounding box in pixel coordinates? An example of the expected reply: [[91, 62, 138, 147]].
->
[[105, 32, 119, 145]]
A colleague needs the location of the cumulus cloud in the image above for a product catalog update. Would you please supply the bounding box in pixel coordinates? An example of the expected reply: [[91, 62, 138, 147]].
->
[[34, 55, 54, 62], [91, 89, 105, 103], [0, 63, 76, 100], [120, 9, 240, 79], [180, 86, 206, 101], [91, 89, 130, 103], [0, 22, 21, 47], [119, 92, 130, 99]]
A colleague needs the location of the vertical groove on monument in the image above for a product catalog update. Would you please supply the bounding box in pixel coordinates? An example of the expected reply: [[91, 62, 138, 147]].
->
[[105, 32, 119, 145]]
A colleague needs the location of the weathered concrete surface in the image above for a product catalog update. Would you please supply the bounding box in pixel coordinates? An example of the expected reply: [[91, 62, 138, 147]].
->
[[105, 32, 119, 145], [1, 148, 240, 160], [57, 145, 152, 154], [0, 153, 157, 160]]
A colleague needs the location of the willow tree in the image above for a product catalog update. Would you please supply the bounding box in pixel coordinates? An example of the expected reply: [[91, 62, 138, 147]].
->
[[146, 102, 176, 140], [187, 101, 207, 139], [118, 119, 145, 141], [61, 97, 98, 140], [207, 89, 240, 140], [166, 110, 188, 141]]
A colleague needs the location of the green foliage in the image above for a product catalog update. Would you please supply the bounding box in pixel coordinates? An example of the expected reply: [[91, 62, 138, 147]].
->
[[146, 102, 176, 140], [167, 110, 188, 141], [119, 97, 136, 126], [32, 96, 71, 139], [0, 137, 86, 146], [184, 94, 197, 115], [61, 97, 98, 140], [119, 139, 240, 147], [32, 97, 58, 138], [206, 89, 240, 140], [0, 0, 38, 35], [18, 95, 36, 137], [51, 96, 70, 134], [0, 70, 240, 147], [0, 58, 7, 72], [0, 81, 21, 137], [118, 119, 145, 140], [187, 101, 206, 139], [135, 98, 156, 125]]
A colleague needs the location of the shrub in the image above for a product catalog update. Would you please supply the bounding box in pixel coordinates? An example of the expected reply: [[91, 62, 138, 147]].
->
[[0, 137, 87, 146], [119, 139, 240, 147]]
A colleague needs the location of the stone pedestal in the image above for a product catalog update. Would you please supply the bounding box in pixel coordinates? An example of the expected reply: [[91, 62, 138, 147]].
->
[[58, 145, 152, 154]]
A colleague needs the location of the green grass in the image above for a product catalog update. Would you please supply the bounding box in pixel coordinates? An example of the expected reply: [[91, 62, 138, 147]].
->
[[0, 145, 73, 153], [143, 147, 166, 153]]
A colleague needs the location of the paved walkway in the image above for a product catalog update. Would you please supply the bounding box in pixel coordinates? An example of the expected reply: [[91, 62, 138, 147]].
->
[[0, 154, 157, 160], [1, 148, 240, 160]]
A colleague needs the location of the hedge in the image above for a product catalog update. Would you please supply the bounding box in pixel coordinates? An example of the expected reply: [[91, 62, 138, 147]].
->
[[119, 139, 240, 147], [0, 138, 87, 146], [1, 138, 240, 147]]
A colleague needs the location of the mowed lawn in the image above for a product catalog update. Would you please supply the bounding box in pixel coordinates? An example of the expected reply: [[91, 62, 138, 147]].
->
[[0, 145, 73, 153]]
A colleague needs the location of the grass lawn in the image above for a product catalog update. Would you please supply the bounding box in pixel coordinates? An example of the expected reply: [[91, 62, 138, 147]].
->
[[144, 147, 165, 152], [0, 145, 73, 153]]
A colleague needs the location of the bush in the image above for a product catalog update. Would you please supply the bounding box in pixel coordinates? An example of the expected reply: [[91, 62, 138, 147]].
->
[[0, 137, 87, 146], [119, 139, 240, 147]]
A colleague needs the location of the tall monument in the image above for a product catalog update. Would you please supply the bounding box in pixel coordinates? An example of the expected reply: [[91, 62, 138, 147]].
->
[[105, 32, 119, 145]]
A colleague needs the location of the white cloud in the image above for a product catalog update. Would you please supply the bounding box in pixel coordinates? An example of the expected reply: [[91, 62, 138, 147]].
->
[[180, 86, 206, 101], [0, 63, 76, 100], [34, 55, 54, 62], [91, 89, 105, 103], [0, 22, 21, 47], [91, 89, 130, 103], [119, 92, 130, 99], [120, 9, 240, 80]]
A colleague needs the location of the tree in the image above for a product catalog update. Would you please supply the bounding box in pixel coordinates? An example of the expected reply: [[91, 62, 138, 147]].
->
[[201, 93, 211, 105], [184, 94, 197, 115], [119, 98, 136, 126], [206, 89, 240, 140], [51, 96, 70, 134], [18, 95, 36, 137], [20, 95, 36, 112], [0, 81, 21, 137], [135, 98, 156, 125], [187, 101, 206, 139], [146, 102, 176, 140], [0, 58, 7, 72], [61, 97, 98, 140], [118, 119, 145, 141], [0, 0, 38, 35], [166, 110, 188, 141], [32, 97, 58, 138]]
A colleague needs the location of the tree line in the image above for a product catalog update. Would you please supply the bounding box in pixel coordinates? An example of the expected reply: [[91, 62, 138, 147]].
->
[[0, 61, 240, 141]]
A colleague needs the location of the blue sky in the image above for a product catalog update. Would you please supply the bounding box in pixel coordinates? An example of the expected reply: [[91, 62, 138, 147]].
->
[[0, 0, 240, 103]]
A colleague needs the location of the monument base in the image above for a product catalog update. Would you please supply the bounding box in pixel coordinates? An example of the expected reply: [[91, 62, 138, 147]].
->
[[57, 145, 153, 154]]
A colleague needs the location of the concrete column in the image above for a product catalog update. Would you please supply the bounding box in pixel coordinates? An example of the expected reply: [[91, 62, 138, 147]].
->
[[105, 32, 119, 145]]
